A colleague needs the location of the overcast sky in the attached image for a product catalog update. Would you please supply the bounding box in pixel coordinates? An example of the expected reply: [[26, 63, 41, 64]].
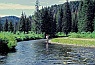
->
[[0, 0, 78, 17]]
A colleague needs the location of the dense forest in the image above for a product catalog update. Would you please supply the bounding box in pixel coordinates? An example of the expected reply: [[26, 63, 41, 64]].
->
[[0, 0, 95, 37]]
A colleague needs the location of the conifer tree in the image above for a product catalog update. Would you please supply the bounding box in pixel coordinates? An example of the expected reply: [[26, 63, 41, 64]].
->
[[0, 18, 2, 31], [78, 0, 94, 32], [14, 22, 18, 33], [8, 21, 14, 32], [78, 0, 83, 32], [72, 11, 78, 32], [62, 0, 72, 35], [19, 12, 26, 33], [4, 19, 8, 31]]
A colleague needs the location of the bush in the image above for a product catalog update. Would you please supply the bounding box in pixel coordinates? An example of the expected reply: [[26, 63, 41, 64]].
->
[[69, 32, 95, 38], [14, 32, 44, 41], [0, 32, 17, 50], [0, 31, 44, 53], [56, 32, 65, 36]]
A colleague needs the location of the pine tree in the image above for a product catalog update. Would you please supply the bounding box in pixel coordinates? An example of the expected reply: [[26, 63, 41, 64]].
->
[[8, 21, 14, 32], [48, 7, 56, 37], [62, 0, 72, 35], [56, 6, 63, 32], [14, 22, 18, 33], [34, 10, 42, 34], [78, 0, 94, 32], [25, 17, 31, 33], [93, 0, 95, 31], [0, 18, 2, 31], [93, 17, 95, 31], [19, 12, 26, 33], [4, 19, 8, 31], [41, 7, 50, 35], [78, 0, 83, 32], [72, 11, 78, 32], [56, 10, 61, 32]]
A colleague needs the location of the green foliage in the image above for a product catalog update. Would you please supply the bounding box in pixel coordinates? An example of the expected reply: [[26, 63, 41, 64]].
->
[[0, 32, 17, 49], [69, 32, 95, 38], [0, 31, 44, 51], [14, 31, 44, 41], [56, 32, 65, 36]]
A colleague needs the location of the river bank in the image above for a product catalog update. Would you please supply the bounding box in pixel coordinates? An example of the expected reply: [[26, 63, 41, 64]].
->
[[50, 37, 95, 47], [1, 39, 95, 65], [0, 32, 44, 55]]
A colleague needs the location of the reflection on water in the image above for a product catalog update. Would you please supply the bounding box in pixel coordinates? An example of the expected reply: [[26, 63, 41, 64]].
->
[[0, 39, 95, 65], [46, 43, 49, 54]]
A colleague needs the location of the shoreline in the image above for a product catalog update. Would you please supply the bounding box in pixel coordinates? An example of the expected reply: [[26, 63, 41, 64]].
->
[[49, 38, 95, 48]]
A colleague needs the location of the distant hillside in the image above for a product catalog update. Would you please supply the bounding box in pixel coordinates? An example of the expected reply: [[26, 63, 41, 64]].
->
[[0, 16, 20, 24]]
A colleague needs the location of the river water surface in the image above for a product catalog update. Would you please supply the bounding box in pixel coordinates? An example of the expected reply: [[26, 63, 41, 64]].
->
[[0, 39, 95, 65]]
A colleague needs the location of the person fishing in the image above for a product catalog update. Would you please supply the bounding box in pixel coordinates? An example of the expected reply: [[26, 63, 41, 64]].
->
[[46, 34, 49, 43]]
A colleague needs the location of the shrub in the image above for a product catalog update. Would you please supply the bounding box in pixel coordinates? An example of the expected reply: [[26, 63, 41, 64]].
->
[[56, 32, 65, 36], [69, 32, 95, 38], [0, 32, 17, 50]]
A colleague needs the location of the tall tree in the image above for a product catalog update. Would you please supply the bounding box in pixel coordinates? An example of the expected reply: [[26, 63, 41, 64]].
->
[[19, 12, 26, 33], [78, 0, 83, 32], [93, 0, 95, 31], [93, 17, 95, 31], [4, 19, 8, 31], [8, 21, 14, 32], [41, 7, 50, 35], [25, 17, 31, 33], [62, 0, 72, 35], [56, 6, 64, 32], [0, 18, 2, 31], [34, 10, 42, 34], [48, 7, 56, 37], [78, 0, 94, 32], [72, 11, 78, 32], [14, 22, 19, 33]]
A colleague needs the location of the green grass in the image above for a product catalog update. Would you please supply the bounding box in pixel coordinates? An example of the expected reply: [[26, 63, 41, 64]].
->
[[52, 32, 95, 47], [51, 38, 95, 47]]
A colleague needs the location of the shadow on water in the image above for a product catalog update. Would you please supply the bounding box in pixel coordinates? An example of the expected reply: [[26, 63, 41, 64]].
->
[[0, 39, 95, 65]]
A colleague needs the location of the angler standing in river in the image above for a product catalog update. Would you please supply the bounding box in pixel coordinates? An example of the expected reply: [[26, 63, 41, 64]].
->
[[46, 34, 49, 43]]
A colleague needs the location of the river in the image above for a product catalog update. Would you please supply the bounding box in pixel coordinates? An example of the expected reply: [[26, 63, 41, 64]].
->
[[0, 39, 95, 65]]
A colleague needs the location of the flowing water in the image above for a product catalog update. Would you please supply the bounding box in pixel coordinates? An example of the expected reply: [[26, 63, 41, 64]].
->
[[0, 39, 95, 65]]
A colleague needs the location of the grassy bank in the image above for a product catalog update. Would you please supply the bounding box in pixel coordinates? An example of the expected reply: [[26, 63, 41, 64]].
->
[[0, 32, 44, 54], [51, 32, 95, 47], [51, 38, 95, 47]]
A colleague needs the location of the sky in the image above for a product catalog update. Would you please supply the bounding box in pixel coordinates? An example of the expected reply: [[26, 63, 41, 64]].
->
[[0, 0, 78, 17]]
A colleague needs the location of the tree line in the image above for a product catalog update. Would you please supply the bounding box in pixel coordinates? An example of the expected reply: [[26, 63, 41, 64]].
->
[[0, 13, 32, 33], [0, 0, 95, 37], [32, 0, 95, 36]]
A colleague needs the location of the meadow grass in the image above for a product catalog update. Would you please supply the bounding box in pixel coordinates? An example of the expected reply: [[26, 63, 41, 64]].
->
[[52, 32, 95, 47], [51, 38, 95, 47]]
